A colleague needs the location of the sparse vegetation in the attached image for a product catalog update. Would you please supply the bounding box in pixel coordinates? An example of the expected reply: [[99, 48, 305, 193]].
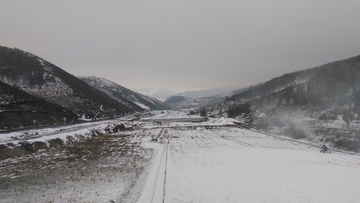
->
[[200, 108, 207, 117], [0, 129, 153, 202]]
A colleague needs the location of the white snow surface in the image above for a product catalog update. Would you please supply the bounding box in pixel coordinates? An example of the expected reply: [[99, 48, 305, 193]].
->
[[162, 127, 360, 202], [143, 110, 202, 120], [1, 110, 359, 202], [0, 118, 133, 145], [134, 101, 150, 110]]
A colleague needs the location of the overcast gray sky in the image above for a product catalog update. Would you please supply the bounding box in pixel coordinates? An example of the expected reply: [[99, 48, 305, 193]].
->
[[1, 0, 359, 93]]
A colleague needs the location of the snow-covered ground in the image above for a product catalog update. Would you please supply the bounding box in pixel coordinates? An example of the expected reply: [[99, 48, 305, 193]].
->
[[1, 111, 359, 202], [142, 110, 201, 120], [0, 117, 135, 144], [164, 127, 360, 202]]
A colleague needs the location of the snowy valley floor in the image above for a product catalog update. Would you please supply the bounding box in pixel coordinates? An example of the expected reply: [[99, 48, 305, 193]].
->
[[0, 112, 359, 202], [164, 126, 360, 202]]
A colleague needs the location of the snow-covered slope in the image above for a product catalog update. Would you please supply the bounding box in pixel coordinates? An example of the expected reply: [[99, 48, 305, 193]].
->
[[207, 55, 360, 152], [79, 76, 170, 111], [0, 46, 143, 122]]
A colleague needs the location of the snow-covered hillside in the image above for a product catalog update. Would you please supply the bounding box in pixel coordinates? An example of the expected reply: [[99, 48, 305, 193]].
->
[[0, 46, 143, 128], [79, 76, 169, 111], [0, 80, 77, 129], [206, 55, 360, 152]]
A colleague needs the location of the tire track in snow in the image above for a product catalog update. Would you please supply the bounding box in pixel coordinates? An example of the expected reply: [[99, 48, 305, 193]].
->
[[210, 128, 253, 147], [150, 140, 169, 203], [137, 128, 170, 203]]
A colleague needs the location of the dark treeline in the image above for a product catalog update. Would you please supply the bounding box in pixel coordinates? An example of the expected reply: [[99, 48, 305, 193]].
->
[[227, 102, 251, 118]]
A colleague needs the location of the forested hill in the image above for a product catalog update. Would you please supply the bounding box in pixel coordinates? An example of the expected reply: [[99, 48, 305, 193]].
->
[[207, 55, 360, 152], [0, 46, 145, 129], [227, 55, 360, 104], [0, 80, 79, 129]]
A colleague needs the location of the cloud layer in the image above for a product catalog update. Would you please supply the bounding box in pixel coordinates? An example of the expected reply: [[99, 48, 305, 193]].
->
[[1, 0, 359, 93]]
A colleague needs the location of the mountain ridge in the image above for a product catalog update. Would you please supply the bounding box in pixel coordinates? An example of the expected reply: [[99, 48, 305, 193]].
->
[[79, 76, 170, 111], [0, 46, 146, 129]]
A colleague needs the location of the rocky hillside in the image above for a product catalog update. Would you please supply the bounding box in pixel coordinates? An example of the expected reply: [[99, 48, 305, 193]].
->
[[79, 76, 169, 111], [0, 46, 144, 128], [208, 55, 360, 151]]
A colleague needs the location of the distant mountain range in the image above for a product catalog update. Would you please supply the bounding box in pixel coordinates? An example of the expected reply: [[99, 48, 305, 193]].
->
[[0, 46, 168, 129], [174, 86, 241, 98], [164, 95, 224, 110], [140, 86, 243, 103], [137, 88, 175, 102], [164, 87, 249, 110]]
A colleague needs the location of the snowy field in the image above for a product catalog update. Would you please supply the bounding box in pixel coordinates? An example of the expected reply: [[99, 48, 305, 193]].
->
[[0, 111, 359, 202], [164, 127, 360, 202]]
